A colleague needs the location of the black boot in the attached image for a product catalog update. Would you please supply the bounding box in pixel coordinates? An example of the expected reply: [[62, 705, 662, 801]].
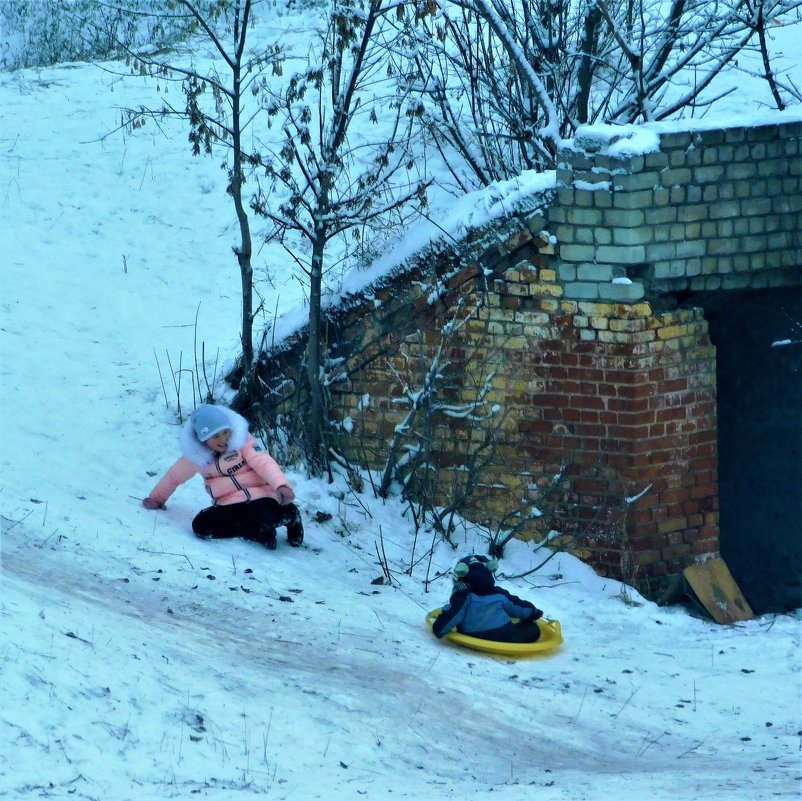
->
[[285, 507, 304, 547], [256, 523, 277, 550]]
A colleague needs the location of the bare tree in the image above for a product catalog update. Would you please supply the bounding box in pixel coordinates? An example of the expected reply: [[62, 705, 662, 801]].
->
[[409, 0, 801, 184], [408, 0, 571, 187], [119, 0, 282, 383], [739, 0, 802, 109], [250, 0, 430, 470]]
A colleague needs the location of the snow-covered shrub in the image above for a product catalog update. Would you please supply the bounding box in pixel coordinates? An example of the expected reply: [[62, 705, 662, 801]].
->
[[0, 0, 197, 70]]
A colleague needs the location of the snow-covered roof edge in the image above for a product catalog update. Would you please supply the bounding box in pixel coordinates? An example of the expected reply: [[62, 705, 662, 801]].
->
[[266, 106, 802, 353], [267, 171, 558, 353], [566, 105, 802, 158]]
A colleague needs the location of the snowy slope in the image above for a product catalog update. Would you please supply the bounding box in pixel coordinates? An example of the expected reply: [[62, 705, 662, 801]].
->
[[1, 8, 801, 801]]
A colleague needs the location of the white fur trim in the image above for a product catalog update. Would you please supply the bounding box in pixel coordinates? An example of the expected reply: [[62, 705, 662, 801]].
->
[[179, 406, 251, 466]]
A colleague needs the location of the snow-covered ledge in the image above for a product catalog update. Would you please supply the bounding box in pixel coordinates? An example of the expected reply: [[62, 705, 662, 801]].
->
[[550, 114, 802, 301]]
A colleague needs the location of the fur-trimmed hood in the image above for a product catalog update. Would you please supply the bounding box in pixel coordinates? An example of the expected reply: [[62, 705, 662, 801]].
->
[[180, 406, 251, 467]]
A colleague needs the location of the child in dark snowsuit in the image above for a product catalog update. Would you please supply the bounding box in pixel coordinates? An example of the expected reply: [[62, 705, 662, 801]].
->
[[142, 404, 303, 549], [432, 554, 544, 643]]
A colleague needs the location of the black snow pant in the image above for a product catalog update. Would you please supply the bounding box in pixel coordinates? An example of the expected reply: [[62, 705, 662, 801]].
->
[[192, 498, 304, 548], [463, 619, 542, 643]]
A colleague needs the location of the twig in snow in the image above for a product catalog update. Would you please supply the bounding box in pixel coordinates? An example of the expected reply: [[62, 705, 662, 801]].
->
[[136, 547, 194, 570], [613, 683, 642, 718], [55, 739, 72, 764], [636, 731, 665, 757], [374, 527, 395, 586], [573, 685, 589, 723], [153, 348, 169, 409], [676, 738, 708, 759], [63, 630, 93, 646], [262, 708, 273, 768], [36, 529, 60, 549], [626, 483, 653, 505], [2, 508, 34, 531]]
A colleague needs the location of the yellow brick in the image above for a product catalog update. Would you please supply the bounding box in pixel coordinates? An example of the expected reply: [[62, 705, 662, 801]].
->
[[507, 268, 538, 282], [497, 416, 521, 432], [502, 336, 529, 350], [656, 325, 686, 340], [629, 302, 654, 317], [519, 311, 550, 326], [539, 269, 558, 282], [532, 283, 563, 297], [463, 332, 493, 346], [521, 325, 553, 338], [578, 301, 616, 316], [657, 517, 688, 535], [610, 318, 647, 333]]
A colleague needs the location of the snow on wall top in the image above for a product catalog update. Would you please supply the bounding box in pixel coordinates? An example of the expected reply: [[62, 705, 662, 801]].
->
[[568, 104, 802, 157]]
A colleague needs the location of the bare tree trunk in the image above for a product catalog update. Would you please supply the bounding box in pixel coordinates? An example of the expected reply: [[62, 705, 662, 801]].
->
[[249, 0, 429, 471], [230, 29, 254, 378], [158, 0, 256, 385], [306, 232, 327, 468], [470, 0, 563, 156], [576, 4, 603, 124], [753, 0, 786, 110]]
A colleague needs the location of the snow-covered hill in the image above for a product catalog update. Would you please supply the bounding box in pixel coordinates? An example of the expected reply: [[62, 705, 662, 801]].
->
[[1, 7, 801, 800]]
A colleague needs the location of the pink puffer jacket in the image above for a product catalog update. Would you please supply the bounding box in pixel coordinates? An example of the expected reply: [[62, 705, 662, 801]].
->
[[148, 408, 292, 507]]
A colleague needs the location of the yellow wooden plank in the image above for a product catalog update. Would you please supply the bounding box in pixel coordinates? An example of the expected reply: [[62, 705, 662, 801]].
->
[[683, 558, 754, 624]]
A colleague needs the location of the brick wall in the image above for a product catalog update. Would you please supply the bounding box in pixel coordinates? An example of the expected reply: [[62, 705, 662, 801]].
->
[[552, 119, 802, 300], [251, 119, 801, 600]]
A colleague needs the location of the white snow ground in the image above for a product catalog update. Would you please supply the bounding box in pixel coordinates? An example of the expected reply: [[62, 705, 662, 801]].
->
[[1, 7, 801, 801]]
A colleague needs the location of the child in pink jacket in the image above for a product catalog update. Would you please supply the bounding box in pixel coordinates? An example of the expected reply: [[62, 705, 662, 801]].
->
[[142, 404, 303, 549]]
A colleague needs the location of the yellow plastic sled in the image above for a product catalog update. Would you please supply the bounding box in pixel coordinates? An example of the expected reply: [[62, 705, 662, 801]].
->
[[426, 608, 563, 657]]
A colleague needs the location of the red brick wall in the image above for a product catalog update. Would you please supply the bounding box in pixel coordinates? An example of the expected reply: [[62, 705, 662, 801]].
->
[[255, 222, 720, 599]]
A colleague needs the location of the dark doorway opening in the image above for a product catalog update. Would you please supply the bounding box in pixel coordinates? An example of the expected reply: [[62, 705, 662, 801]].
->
[[685, 287, 802, 614]]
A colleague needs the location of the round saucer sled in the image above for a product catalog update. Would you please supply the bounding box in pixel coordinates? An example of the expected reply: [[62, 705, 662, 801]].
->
[[426, 608, 564, 656]]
